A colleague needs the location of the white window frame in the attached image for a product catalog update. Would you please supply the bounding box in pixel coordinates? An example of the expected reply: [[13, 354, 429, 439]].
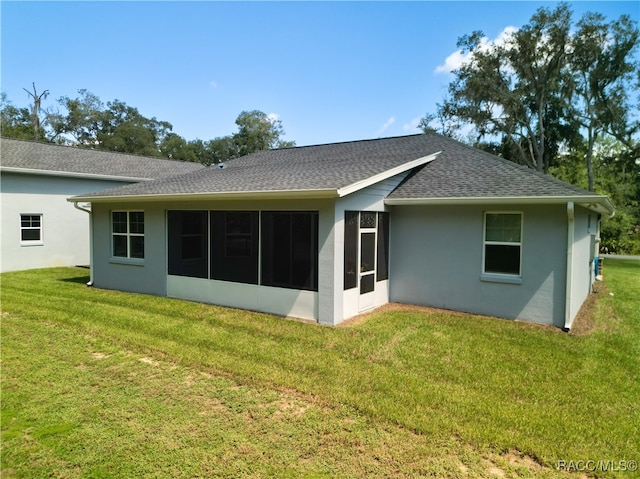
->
[[20, 214, 43, 245], [481, 211, 523, 283], [111, 211, 145, 260]]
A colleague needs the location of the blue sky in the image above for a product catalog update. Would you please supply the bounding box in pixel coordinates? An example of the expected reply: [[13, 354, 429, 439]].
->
[[2, 1, 638, 147]]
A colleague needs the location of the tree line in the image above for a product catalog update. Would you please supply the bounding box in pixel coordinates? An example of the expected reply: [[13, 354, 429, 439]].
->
[[0, 87, 294, 165]]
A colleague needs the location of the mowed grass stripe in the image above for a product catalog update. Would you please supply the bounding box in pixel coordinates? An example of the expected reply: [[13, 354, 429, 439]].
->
[[2, 260, 639, 476]]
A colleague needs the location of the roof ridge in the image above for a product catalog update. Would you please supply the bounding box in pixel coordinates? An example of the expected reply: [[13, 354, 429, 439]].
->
[[271, 133, 426, 151]]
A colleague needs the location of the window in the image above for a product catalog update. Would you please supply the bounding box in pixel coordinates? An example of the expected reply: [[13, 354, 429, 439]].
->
[[20, 214, 42, 243], [112, 211, 144, 259], [211, 211, 259, 284], [483, 212, 522, 276], [168, 211, 208, 278], [261, 211, 318, 291]]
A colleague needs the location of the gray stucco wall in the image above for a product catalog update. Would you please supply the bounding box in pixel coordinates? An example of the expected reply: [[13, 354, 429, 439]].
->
[[91, 202, 169, 296], [389, 204, 568, 326], [1, 172, 129, 272]]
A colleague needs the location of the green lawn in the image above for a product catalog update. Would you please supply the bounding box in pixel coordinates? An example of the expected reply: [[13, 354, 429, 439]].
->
[[1, 260, 639, 478]]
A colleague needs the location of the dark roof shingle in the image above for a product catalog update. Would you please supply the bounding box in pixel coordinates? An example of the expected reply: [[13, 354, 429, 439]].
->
[[1, 138, 204, 180], [388, 134, 594, 199], [69, 134, 441, 199]]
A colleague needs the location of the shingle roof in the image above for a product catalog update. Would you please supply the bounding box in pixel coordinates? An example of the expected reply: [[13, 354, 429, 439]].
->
[[0, 138, 204, 180], [69, 134, 440, 199], [388, 133, 595, 199], [66, 133, 612, 214]]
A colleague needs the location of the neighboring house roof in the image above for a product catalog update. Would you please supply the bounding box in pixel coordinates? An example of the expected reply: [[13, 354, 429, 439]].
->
[[0, 137, 204, 181], [67, 133, 614, 215]]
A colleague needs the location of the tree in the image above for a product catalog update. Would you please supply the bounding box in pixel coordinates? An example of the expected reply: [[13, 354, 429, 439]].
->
[[50, 90, 173, 156], [0, 93, 38, 140], [97, 99, 172, 156], [232, 110, 295, 156], [432, 4, 574, 173], [567, 12, 639, 190], [23, 83, 49, 141], [208, 136, 237, 165], [49, 89, 104, 145], [550, 137, 640, 254]]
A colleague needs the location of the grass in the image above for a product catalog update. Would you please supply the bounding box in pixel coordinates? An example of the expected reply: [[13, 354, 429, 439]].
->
[[1, 259, 639, 478]]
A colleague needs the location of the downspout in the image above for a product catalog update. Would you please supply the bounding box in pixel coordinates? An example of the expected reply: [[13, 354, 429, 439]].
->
[[563, 202, 574, 332], [73, 202, 94, 286]]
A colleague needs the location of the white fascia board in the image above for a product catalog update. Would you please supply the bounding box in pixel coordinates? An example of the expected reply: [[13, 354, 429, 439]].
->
[[336, 151, 441, 198], [385, 195, 615, 216], [0, 166, 151, 183], [67, 188, 340, 203]]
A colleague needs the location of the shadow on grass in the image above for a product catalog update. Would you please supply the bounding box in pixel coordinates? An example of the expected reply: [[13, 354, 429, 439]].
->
[[59, 266, 90, 285]]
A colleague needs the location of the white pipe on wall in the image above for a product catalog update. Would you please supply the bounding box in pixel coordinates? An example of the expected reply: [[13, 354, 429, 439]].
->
[[564, 202, 575, 331]]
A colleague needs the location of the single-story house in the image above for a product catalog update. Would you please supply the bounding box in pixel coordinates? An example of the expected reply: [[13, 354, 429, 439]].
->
[[68, 133, 614, 330], [0, 138, 204, 272]]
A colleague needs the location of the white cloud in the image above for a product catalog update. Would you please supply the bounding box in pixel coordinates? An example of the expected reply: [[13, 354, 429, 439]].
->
[[403, 117, 422, 132], [434, 26, 518, 75], [209, 81, 218, 89], [377, 116, 395, 135], [267, 112, 280, 123], [434, 50, 468, 75]]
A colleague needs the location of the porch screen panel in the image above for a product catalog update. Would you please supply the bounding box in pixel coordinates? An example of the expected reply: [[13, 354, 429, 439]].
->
[[168, 211, 208, 278], [376, 212, 389, 281], [344, 211, 358, 290], [210, 211, 259, 285], [261, 211, 318, 291]]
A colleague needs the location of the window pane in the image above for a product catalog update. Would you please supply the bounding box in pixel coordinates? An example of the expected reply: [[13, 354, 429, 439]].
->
[[226, 213, 251, 235], [181, 211, 204, 235], [360, 211, 377, 229], [211, 211, 259, 285], [360, 232, 375, 273], [168, 211, 208, 278], [21, 229, 41, 241], [113, 235, 128, 257], [112, 212, 128, 233], [226, 236, 251, 257], [21, 215, 41, 228], [486, 213, 521, 243], [360, 274, 375, 294], [291, 213, 314, 289], [261, 212, 318, 291], [130, 236, 145, 259], [129, 212, 145, 234], [226, 212, 252, 257], [377, 212, 389, 281], [344, 211, 358, 290], [182, 236, 204, 260], [485, 245, 520, 275], [271, 213, 292, 285]]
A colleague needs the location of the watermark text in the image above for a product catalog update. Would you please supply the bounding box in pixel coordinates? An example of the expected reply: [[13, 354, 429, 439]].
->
[[557, 459, 637, 473]]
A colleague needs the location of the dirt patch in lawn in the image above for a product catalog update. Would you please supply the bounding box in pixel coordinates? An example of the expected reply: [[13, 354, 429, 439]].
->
[[570, 280, 617, 336]]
